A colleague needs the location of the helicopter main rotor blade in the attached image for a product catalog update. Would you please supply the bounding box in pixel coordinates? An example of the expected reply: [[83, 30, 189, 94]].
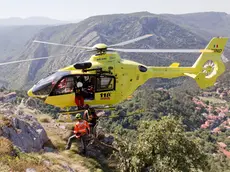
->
[[33, 40, 93, 50], [107, 48, 214, 53], [108, 34, 153, 47], [0, 55, 61, 66]]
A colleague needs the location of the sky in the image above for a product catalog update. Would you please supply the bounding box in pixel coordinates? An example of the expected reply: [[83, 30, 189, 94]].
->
[[0, 0, 230, 21]]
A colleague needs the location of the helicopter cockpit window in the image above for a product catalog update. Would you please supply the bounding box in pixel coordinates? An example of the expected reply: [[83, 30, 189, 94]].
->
[[96, 76, 115, 92], [32, 71, 70, 96]]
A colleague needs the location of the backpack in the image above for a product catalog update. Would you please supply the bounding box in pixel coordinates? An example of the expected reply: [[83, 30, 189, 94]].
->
[[87, 108, 98, 122]]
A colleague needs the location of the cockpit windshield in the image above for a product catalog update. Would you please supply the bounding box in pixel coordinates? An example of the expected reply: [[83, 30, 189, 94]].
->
[[32, 71, 70, 96]]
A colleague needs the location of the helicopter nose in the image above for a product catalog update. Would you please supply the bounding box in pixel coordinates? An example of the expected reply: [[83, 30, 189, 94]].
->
[[27, 88, 35, 97]]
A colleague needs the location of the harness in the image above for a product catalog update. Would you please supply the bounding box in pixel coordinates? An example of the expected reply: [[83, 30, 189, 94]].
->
[[86, 109, 98, 123]]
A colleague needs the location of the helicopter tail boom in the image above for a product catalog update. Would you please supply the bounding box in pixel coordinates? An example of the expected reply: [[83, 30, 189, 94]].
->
[[188, 37, 228, 88], [147, 37, 228, 89]]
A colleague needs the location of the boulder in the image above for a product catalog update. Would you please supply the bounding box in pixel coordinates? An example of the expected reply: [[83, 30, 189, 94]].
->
[[0, 115, 49, 152], [103, 135, 114, 145], [85, 133, 116, 159]]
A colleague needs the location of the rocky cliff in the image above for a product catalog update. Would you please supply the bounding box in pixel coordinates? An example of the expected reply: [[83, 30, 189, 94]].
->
[[0, 103, 49, 152], [0, 91, 117, 171]]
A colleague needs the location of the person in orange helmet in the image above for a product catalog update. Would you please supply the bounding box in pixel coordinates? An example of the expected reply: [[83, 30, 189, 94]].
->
[[66, 113, 90, 154]]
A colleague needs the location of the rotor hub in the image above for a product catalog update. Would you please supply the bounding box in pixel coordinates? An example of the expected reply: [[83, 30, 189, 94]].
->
[[93, 43, 108, 50], [92, 43, 108, 55]]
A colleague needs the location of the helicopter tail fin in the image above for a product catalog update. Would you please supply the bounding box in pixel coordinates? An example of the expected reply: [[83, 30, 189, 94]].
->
[[185, 37, 229, 89]]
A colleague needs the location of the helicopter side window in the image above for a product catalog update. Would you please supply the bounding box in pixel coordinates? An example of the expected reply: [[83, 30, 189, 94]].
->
[[53, 76, 75, 95], [96, 76, 115, 92], [50, 75, 96, 101]]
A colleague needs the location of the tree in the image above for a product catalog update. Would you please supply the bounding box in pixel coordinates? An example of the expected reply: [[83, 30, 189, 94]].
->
[[115, 116, 209, 172]]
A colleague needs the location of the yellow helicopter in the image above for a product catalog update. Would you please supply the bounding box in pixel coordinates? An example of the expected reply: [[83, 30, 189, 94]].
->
[[0, 35, 229, 111]]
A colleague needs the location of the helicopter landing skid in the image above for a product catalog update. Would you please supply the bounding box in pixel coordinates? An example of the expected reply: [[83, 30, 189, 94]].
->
[[59, 106, 115, 115]]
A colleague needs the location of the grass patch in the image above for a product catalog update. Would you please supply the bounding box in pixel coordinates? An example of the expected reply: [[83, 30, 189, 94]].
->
[[0, 152, 50, 172], [0, 116, 12, 128], [37, 114, 52, 123], [42, 151, 101, 172], [0, 138, 48, 171], [45, 130, 66, 151], [56, 119, 65, 122], [65, 123, 74, 131], [0, 137, 14, 155], [56, 114, 74, 123], [61, 151, 102, 171], [39, 117, 51, 123], [0, 148, 96, 172], [0, 161, 11, 172]]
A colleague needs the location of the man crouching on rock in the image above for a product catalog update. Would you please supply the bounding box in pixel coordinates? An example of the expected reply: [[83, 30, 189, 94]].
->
[[65, 113, 90, 154]]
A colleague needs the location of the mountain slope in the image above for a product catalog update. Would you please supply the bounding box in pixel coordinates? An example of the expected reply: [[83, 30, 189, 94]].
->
[[161, 12, 230, 39], [0, 12, 208, 90], [0, 25, 47, 61]]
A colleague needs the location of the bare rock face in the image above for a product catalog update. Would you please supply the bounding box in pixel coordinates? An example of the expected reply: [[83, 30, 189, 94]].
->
[[84, 127, 116, 160], [0, 103, 17, 115], [0, 111, 49, 152], [25, 97, 38, 108]]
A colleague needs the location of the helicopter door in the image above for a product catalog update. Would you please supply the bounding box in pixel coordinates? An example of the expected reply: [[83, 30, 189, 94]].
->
[[94, 75, 116, 104], [74, 75, 95, 101]]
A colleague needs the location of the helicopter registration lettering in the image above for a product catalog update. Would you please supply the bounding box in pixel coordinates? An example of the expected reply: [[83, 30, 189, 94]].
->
[[100, 92, 111, 100], [211, 49, 222, 53], [97, 57, 107, 61]]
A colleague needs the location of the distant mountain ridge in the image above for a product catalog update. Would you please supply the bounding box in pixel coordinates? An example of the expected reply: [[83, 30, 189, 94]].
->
[[0, 16, 72, 26]]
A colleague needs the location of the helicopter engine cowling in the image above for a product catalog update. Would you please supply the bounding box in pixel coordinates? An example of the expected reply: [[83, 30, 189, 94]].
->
[[73, 62, 92, 69]]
